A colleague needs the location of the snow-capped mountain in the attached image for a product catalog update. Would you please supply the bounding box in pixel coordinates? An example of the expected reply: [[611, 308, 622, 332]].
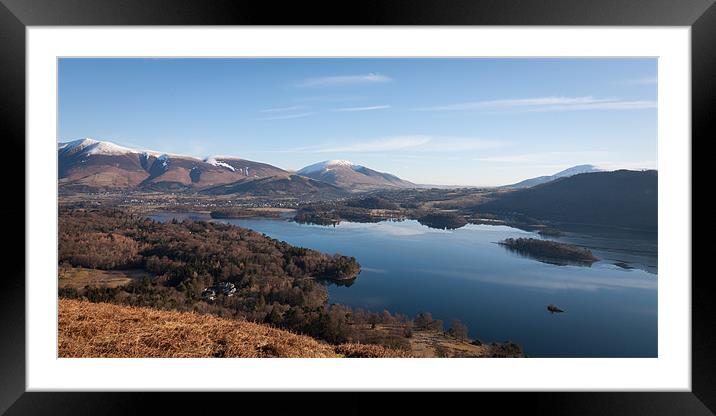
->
[[297, 160, 414, 191], [552, 164, 604, 177], [297, 160, 357, 174], [57, 139, 413, 193], [58, 138, 287, 190], [59, 138, 143, 157], [506, 164, 604, 189]]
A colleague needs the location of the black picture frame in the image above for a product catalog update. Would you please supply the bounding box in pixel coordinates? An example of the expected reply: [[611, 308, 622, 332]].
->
[[1, 0, 711, 414]]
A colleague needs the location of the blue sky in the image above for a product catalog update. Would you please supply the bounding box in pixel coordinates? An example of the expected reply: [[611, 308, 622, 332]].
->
[[58, 58, 657, 186]]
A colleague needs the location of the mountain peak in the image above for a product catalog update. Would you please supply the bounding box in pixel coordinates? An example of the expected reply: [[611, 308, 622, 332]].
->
[[297, 160, 357, 175], [58, 137, 98, 151], [507, 164, 605, 189], [554, 164, 602, 178], [325, 159, 355, 166], [297, 160, 413, 191], [58, 138, 139, 157], [58, 138, 204, 160]]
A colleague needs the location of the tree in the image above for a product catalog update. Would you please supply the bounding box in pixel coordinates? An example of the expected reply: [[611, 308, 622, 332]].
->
[[381, 309, 393, 324], [413, 312, 433, 329], [428, 319, 444, 333], [265, 306, 283, 326], [353, 308, 367, 324], [367, 312, 380, 329], [448, 319, 469, 340]]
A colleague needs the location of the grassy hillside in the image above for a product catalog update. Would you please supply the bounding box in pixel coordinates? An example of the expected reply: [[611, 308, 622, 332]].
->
[[479, 170, 657, 231], [58, 299, 405, 358], [59, 299, 519, 358]]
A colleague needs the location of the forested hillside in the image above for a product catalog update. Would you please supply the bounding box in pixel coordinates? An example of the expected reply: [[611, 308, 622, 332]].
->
[[479, 170, 657, 231]]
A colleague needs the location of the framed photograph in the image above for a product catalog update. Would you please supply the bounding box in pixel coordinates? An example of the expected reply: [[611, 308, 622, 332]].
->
[[2, 0, 711, 414]]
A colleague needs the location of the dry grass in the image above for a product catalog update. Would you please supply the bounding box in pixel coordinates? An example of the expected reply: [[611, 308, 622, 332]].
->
[[354, 323, 520, 358], [59, 299, 338, 358], [58, 267, 145, 289], [334, 343, 409, 358], [59, 299, 403, 358]]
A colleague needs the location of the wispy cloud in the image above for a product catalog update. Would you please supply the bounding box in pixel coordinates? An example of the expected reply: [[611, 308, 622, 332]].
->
[[308, 137, 430, 153], [293, 95, 367, 103], [296, 136, 506, 154], [260, 105, 309, 113], [621, 76, 658, 85], [258, 112, 316, 121], [296, 73, 391, 88], [419, 97, 601, 111], [415, 96, 657, 112], [475, 151, 609, 163], [418, 137, 508, 152], [331, 105, 391, 112], [533, 100, 656, 112]]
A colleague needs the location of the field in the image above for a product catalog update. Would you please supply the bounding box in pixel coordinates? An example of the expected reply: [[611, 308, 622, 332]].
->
[[58, 267, 146, 289]]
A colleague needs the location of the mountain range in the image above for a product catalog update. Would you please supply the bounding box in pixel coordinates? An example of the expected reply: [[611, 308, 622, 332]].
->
[[58, 139, 414, 194], [58, 138, 644, 198]]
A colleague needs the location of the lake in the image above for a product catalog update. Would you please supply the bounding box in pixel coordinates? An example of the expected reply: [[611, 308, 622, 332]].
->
[[151, 212, 657, 357]]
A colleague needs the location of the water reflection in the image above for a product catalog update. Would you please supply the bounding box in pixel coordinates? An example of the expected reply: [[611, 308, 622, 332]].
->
[[150, 213, 658, 357], [426, 266, 657, 292], [498, 245, 597, 267]]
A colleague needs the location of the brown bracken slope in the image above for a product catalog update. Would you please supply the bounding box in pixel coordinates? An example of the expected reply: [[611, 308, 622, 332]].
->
[[58, 299, 406, 358]]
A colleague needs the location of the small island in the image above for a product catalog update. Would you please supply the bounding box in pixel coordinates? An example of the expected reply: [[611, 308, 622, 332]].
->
[[293, 209, 342, 226], [417, 212, 468, 230], [499, 237, 598, 265]]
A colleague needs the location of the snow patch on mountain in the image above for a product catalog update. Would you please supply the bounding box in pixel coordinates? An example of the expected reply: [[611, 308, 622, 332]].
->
[[297, 160, 359, 175], [553, 164, 603, 178], [58, 138, 202, 160], [205, 157, 236, 171]]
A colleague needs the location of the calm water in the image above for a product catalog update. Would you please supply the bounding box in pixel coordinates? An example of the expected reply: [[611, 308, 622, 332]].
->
[[151, 212, 657, 357]]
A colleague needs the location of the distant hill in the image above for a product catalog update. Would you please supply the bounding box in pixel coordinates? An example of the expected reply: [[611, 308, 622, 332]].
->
[[297, 160, 414, 191], [201, 174, 346, 197], [345, 196, 400, 210], [506, 164, 604, 189], [480, 170, 657, 230]]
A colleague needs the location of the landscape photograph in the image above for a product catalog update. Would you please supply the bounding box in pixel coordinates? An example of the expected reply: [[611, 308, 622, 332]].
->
[[57, 58, 658, 358]]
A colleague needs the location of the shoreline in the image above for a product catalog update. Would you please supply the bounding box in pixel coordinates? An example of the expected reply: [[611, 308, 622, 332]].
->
[[148, 209, 658, 274]]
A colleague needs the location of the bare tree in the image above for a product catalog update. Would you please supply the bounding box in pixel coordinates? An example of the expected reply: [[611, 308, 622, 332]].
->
[[448, 319, 469, 340]]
